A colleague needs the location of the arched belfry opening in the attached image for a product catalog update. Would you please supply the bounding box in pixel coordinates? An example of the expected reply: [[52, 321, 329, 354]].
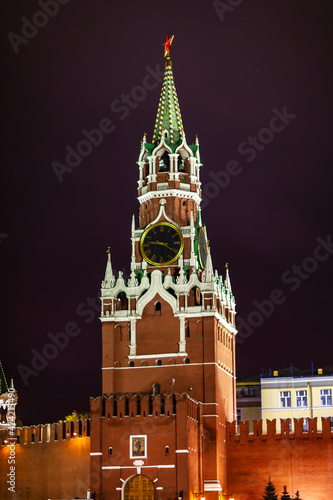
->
[[158, 151, 170, 172], [124, 474, 155, 500]]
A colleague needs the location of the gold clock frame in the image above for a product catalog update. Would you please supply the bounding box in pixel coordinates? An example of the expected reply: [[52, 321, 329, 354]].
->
[[198, 226, 208, 269], [140, 222, 184, 266]]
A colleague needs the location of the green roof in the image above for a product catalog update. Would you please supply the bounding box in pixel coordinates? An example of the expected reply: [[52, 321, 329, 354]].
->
[[188, 144, 198, 155], [152, 59, 184, 145]]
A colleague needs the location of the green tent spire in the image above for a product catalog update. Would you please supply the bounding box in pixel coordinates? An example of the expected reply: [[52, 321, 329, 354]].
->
[[152, 35, 184, 145]]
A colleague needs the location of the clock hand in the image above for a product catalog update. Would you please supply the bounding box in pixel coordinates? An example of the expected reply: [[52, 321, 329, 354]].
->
[[150, 241, 177, 253]]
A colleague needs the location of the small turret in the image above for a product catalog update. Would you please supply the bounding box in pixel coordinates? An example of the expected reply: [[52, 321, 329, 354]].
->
[[225, 262, 233, 295], [203, 245, 214, 283], [102, 248, 115, 288]]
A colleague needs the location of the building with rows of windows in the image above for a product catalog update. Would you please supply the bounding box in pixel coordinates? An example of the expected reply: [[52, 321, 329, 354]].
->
[[261, 373, 333, 432], [236, 370, 333, 433]]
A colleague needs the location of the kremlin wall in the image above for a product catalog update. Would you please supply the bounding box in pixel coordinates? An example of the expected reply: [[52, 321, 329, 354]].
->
[[0, 415, 332, 499], [0, 420, 90, 499]]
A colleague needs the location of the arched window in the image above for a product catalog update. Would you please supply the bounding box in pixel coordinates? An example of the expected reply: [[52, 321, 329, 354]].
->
[[159, 152, 170, 172], [156, 359, 162, 366], [178, 157, 185, 172], [155, 301, 161, 313], [143, 158, 149, 178], [152, 383, 160, 395], [128, 361, 134, 367], [165, 445, 169, 455], [116, 292, 128, 311], [188, 287, 201, 307], [184, 358, 190, 364]]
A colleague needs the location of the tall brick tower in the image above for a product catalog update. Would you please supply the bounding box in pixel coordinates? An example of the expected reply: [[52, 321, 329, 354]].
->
[[90, 35, 237, 500]]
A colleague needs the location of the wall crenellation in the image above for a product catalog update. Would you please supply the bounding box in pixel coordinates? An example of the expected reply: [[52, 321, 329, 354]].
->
[[1, 419, 91, 447], [90, 392, 192, 421], [227, 417, 333, 442]]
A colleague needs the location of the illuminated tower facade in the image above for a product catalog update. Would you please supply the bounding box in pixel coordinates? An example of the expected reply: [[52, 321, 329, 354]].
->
[[90, 36, 237, 500]]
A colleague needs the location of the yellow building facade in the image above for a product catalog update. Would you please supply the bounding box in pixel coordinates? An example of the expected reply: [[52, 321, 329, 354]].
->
[[261, 375, 333, 431]]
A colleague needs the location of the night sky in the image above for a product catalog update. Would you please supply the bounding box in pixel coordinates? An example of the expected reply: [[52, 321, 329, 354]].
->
[[1, 1, 332, 425]]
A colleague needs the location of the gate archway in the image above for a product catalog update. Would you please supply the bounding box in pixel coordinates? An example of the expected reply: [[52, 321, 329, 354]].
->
[[124, 474, 155, 500]]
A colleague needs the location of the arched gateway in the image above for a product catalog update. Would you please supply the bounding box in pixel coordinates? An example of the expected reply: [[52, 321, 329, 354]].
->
[[124, 474, 155, 500]]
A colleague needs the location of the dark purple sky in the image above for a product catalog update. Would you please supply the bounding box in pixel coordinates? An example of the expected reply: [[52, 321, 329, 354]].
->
[[1, 1, 332, 425]]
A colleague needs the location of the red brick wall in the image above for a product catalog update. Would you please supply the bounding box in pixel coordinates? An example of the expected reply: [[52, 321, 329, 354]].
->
[[0, 421, 90, 500], [226, 418, 333, 500]]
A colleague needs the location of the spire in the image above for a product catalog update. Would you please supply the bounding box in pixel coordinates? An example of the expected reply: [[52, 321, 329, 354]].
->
[[203, 245, 214, 282], [0, 361, 9, 395], [152, 34, 184, 145], [103, 248, 115, 288], [225, 262, 233, 295]]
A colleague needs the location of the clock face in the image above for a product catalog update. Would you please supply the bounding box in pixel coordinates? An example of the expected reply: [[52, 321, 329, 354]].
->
[[140, 222, 184, 266], [198, 226, 208, 269]]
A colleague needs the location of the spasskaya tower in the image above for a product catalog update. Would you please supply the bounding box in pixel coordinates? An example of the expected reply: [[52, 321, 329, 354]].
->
[[90, 35, 237, 500]]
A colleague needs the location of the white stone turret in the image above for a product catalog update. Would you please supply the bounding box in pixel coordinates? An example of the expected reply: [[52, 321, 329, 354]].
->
[[203, 245, 214, 283], [102, 249, 115, 289]]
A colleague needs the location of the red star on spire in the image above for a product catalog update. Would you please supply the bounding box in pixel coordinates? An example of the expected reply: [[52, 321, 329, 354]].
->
[[163, 33, 174, 58]]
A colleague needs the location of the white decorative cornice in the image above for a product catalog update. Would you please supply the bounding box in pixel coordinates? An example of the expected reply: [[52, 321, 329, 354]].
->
[[138, 189, 201, 206], [137, 270, 177, 315], [175, 135, 193, 158], [152, 130, 173, 156]]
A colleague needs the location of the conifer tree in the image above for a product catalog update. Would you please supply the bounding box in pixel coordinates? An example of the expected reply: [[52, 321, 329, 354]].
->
[[293, 491, 302, 500], [280, 485, 291, 500], [262, 478, 278, 500]]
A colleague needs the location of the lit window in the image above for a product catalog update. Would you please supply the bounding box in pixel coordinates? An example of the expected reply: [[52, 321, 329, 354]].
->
[[303, 418, 308, 432], [296, 390, 307, 407], [280, 391, 291, 408], [320, 389, 332, 406]]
